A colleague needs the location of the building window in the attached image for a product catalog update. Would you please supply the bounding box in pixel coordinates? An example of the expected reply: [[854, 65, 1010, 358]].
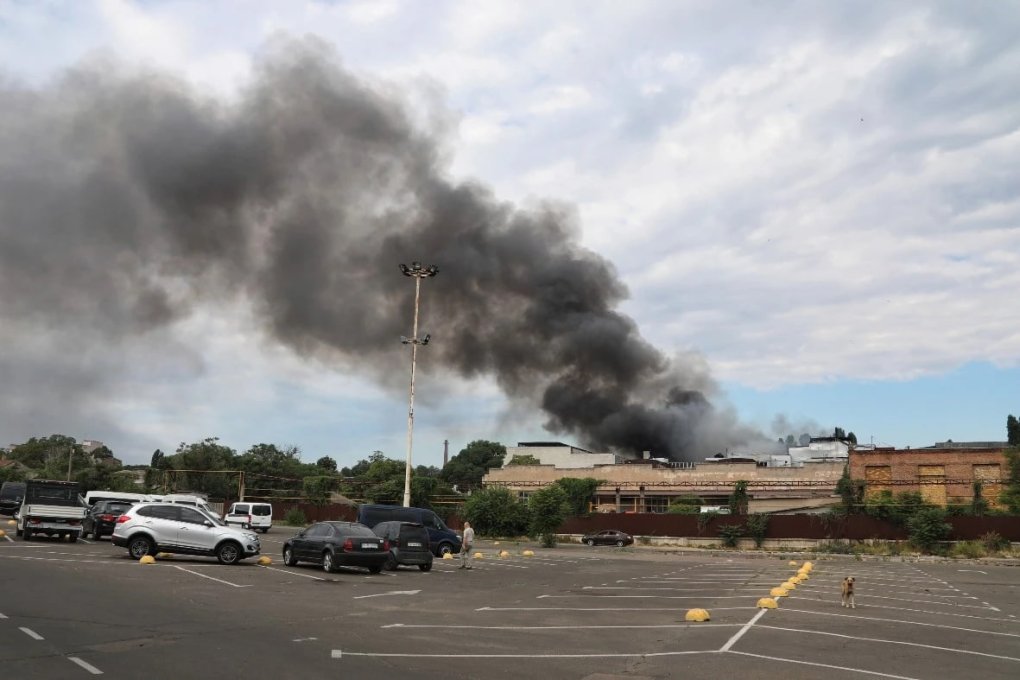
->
[[645, 496, 669, 513], [973, 464, 1001, 481]]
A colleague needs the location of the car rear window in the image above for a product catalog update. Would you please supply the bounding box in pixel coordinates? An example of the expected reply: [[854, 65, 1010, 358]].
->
[[399, 525, 429, 541], [251, 505, 271, 516], [343, 524, 377, 538], [106, 502, 133, 512], [233, 504, 250, 514]]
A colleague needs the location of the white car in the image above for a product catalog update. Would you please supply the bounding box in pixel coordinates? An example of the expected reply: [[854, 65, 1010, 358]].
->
[[112, 502, 260, 565]]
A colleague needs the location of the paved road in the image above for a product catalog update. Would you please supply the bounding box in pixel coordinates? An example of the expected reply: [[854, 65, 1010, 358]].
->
[[1, 532, 1018, 679]]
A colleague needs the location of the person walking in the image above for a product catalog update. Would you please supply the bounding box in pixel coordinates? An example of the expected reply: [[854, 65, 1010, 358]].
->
[[459, 521, 475, 570]]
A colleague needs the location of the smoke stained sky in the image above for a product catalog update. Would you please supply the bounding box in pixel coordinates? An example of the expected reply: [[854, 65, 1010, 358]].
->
[[1, 1, 1018, 463]]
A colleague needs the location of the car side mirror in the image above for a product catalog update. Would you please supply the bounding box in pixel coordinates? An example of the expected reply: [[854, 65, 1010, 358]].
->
[[203, 520, 213, 527], [298, 532, 305, 538]]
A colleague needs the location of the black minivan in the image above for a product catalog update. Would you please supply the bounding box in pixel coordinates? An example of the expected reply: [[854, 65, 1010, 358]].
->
[[0, 482, 26, 516], [357, 504, 461, 556], [373, 521, 434, 571]]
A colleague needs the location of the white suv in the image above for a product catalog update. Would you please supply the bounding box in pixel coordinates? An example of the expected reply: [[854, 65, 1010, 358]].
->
[[112, 503, 260, 565]]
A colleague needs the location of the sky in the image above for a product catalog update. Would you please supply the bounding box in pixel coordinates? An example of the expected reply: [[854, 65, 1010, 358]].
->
[[0, 0, 1017, 467]]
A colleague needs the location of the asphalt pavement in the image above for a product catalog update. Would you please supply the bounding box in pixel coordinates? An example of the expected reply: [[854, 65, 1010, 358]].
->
[[1, 526, 1019, 679]]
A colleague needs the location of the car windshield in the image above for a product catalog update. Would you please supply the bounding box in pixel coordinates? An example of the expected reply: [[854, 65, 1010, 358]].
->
[[199, 509, 226, 526]]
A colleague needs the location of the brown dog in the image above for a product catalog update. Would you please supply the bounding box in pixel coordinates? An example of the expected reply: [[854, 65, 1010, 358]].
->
[[841, 576, 856, 608]]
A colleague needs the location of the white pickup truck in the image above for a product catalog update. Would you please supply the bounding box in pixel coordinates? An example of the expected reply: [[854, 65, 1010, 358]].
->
[[16, 479, 87, 542]]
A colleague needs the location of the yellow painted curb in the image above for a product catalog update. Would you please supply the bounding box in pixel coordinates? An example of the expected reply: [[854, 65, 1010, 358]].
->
[[6, 519, 15, 526], [257, 556, 272, 566], [770, 587, 789, 597], [757, 597, 778, 609], [499, 550, 510, 558], [522, 550, 535, 557], [139, 555, 156, 565], [782, 581, 797, 590], [473, 552, 484, 559], [685, 608, 711, 622], [0, 530, 5, 538], [788, 560, 798, 566], [442, 553, 453, 559], [494, 541, 500, 545]]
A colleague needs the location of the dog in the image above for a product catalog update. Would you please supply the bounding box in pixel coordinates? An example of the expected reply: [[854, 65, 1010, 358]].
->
[[841, 576, 856, 609]]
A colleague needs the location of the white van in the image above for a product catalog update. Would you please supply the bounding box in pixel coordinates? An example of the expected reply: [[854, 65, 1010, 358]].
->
[[161, 494, 215, 515], [83, 490, 146, 507], [224, 502, 273, 533]]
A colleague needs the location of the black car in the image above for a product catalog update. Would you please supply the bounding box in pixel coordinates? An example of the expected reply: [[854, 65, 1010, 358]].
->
[[282, 521, 388, 574], [0, 482, 26, 517], [582, 529, 634, 547], [372, 521, 434, 571], [82, 499, 135, 540]]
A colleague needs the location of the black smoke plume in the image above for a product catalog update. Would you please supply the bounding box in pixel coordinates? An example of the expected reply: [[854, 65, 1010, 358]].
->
[[0, 38, 762, 460]]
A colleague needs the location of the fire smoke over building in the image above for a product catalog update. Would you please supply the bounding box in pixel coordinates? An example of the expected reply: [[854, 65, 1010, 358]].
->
[[0, 38, 767, 460]]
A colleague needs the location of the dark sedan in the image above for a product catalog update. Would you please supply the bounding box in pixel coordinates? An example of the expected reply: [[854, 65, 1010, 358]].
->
[[282, 521, 388, 574], [82, 500, 135, 540], [582, 529, 634, 547]]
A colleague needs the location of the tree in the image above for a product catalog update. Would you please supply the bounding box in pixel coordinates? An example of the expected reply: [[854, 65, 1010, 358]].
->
[[835, 465, 862, 511], [784, 435, 795, 448], [728, 480, 749, 515], [463, 487, 530, 537], [506, 454, 541, 466], [907, 507, 951, 553], [798, 433, 811, 446], [847, 431, 858, 446], [553, 478, 603, 516], [440, 440, 506, 491], [150, 449, 167, 469], [9, 434, 79, 470], [164, 438, 238, 498], [971, 481, 989, 516], [667, 496, 703, 514], [1001, 447, 1020, 513], [834, 427, 846, 439], [1008, 414, 1020, 447], [315, 456, 338, 472], [303, 476, 334, 505], [528, 485, 569, 547]]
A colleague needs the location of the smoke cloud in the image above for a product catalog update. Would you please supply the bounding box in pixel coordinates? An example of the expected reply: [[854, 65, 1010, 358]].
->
[[0, 38, 766, 460]]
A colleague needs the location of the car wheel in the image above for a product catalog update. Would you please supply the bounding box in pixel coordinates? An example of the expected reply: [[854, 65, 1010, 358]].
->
[[437, 542, 454, 556], [283, 546, 298, 566], [261, 528, 269, 534], [616, 540, 624, 547], [68, 533, 78, 543], [323, 551, 337, 573], [22, 528, 32, 540], [419, 562, 432, 572], [385, 553, 398, 571], [584, 538, 594, 546], [216, 541, 242, 565], [128, 535, 154, 559], [93, 528, 102, 540], [368, 565, 383, 574], [15, 527, 22, 537]]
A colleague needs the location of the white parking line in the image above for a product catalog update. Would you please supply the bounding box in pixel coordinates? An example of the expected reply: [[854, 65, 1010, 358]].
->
[[332, 649, 717, 659], [778, 608, 1020, 637], [785, 597, 1020, 624], [537, 594, 759, 600], [19, 626, 44, 640], [720, 609, 768, 652], [256, 565, 326, 581], [381, 623, 742, 630], [758, 624, 1020, 662], [729, 651, 921, 680], [68, 657, 103, 675], [791, 587, 991, 609], [477, 605, 758, 612], [0, 612, 7, 619], [172, 565, 252, 588], [2, 535, 13, 543], [78, 538, 92, 545], [583, 586, 764, 592]]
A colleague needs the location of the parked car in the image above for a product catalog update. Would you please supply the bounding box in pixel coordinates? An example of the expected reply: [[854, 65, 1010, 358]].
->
[[224, 502, 273, 533], [16, 479, 86, 541], [372, 521, 434, 571], [282, 521, 388, 574], [582, 529, 634, 547], [112, 502, 260, 565], [0, 481, 26, 516], [83, 490, 147, 507], [357, 504, 461, 556], [82, 499, 136, 540]]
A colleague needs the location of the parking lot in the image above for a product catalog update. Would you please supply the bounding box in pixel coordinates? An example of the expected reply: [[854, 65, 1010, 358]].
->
[[2, 526, 1019, 679]]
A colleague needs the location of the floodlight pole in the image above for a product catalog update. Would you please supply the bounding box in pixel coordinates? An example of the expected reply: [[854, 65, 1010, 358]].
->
[[400, 262, 438, 507]]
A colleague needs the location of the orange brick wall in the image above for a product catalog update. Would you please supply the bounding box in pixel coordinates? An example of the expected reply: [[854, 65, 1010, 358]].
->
[[849, 447, 1007, 508]]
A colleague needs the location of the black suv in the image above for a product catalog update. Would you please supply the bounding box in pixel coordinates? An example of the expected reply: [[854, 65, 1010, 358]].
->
[[372, 521, 434, 571], [0, 482, 26, 516], [82, 499, 135, 540]]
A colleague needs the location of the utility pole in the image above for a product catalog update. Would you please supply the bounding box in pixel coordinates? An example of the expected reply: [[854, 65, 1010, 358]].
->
[[67, 445, 74, 481], [399, 261, 438, 507]]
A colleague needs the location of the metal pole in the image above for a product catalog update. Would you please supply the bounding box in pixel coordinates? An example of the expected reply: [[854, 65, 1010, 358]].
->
[[403, 275, 422, 508], [67, 446, 73, 481]]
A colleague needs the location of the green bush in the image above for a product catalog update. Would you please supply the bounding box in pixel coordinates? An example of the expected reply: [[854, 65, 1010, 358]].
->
[[717, 523, 744, 548], [950, 541, 986, 559], [817, 540, 855, 554], [906, 506, 951, 553], [284, 507, 307, 526], [745, 513, 769, 548], [667, 496, 703, 514], [980, 531, 1009, 552], [540, 532, 557, 548], [463, 487, 530, 537], [528, 485, 569, 543], [697, 511, 719, 534]]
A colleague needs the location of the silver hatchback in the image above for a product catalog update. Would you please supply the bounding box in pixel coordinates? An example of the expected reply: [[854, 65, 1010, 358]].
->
[[112, 503, 260, 565]]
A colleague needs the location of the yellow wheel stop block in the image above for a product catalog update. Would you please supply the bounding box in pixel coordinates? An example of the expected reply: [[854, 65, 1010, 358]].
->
[[684, 608, 711, 622]]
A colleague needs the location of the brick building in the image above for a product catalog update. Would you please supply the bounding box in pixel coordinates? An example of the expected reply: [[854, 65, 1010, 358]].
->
[[850, 444, 1008, 508]]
